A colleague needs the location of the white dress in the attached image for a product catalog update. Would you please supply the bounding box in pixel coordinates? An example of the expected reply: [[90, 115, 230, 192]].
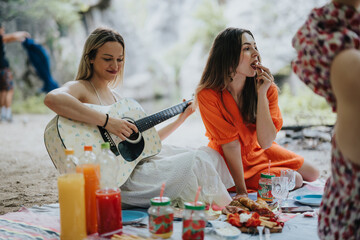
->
[[120, 144, 234, 208], [94, 87, 234, 208]]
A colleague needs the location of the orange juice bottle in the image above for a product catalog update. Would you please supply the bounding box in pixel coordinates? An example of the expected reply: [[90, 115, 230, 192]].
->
[[58, 149, 86, 240], [76, 145, 100, 235]]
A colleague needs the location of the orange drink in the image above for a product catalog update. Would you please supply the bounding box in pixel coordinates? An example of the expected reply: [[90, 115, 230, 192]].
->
[[58, 173, 86, 240], [76, 164, 100, 235]]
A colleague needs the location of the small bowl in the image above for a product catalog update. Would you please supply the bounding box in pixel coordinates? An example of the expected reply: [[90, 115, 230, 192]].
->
[[215, 225, 241, 240]]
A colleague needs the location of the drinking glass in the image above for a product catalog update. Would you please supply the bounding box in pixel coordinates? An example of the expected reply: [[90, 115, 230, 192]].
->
[[281, 169, 296, 206], [271, 177, 288, 213], [202, 174, 218, 218]]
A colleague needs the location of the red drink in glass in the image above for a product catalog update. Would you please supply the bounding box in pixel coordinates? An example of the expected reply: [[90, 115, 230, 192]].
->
[[96, 188, 122, 238]]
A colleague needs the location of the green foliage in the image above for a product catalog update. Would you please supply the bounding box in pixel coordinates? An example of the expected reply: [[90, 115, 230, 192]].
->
[[164, 0, 227, 90], [192, 0, 227, 51], [23, 0, 84, 26], [123, 0, 148, 28], [0, 0, 27, 22], [278, 83, 336, 126]]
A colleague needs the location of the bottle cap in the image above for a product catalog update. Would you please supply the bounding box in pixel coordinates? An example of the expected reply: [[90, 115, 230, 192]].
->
[[150, 197, 171, 206], [84, 145, 93, 151], [65, 149, 74, 155], [260, 173, 275, 179], [101, 142, 110, 149], [184, 201, 205, 210]]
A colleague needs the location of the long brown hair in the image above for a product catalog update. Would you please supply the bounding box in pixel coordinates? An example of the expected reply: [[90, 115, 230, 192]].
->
[[195, 27, 258, 124], [76, 27, 125, 88]]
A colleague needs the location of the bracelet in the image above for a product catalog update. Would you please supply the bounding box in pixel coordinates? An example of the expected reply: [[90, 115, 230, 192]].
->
[[103, 113, 109, 128]]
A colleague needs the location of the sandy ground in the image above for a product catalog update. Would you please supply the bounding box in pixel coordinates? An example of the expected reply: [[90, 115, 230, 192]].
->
[[0, 113, 331, 215]]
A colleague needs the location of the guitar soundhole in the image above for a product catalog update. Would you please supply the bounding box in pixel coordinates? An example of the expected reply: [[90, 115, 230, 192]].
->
[[118, 136, 145, 162], [128, 131, 139, 141]]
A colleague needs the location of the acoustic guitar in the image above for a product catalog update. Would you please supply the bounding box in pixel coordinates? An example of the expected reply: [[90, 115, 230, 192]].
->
[[44, 98, 192, 187]]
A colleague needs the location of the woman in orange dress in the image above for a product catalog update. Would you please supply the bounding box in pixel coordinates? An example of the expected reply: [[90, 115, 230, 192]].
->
[[196, 27, 319, 197]]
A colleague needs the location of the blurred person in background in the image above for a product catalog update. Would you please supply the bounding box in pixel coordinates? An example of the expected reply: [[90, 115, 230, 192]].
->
[[0, 22, 30, 122]]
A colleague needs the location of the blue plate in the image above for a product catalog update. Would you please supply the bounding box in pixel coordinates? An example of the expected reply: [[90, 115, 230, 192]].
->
[[122, 210, 147, 224], [293, 194, 323, 207]]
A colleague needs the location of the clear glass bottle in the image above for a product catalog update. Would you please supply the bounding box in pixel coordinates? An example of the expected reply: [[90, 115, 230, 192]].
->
[[78, 145, 97, 165], [148, 197, 174, 239], [61, 148, 77, 174], [95, 142, 122, 238], [182, 201, 206, 240], [97, 142, 118, 189], [258, 172, 275, 202]]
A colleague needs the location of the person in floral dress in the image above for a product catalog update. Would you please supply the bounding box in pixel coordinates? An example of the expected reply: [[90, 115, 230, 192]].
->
[[292, 1, 360, 239]]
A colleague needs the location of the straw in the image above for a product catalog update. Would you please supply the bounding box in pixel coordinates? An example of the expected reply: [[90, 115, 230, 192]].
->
[[194, 186, 201, 206], [268, 159, 271, 175], [160, 182, 165, 202]]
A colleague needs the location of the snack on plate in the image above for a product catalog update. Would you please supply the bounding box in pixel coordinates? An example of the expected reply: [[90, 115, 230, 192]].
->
[[223, 197, 274, 218], [226, 212, 284, 233], [224, 197, 284, 233]]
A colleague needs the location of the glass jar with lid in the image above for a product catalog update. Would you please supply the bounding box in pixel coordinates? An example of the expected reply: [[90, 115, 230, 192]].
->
[[258, 172, 275, 202], [182, 201, 206, 240], [148, 196, 174, 239]]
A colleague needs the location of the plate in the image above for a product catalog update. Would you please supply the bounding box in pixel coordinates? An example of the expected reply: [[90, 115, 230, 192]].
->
[[215, 225, 241, 240], [122, 210, 147, 224], [293, 194, 323, 207]]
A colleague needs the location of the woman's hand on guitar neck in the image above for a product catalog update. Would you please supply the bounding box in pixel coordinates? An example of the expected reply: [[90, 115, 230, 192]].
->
[[106, 116, 138, 141], [177, 100, 195, 124], [158, 100, 195, 141]]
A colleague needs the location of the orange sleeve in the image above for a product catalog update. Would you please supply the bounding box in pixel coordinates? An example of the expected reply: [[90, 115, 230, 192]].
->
[[198, 89, 238, 145], [267, 85, 283, 132]]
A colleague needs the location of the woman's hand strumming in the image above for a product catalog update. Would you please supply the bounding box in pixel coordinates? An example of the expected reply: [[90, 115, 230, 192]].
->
[[106, 117, 138, 141]]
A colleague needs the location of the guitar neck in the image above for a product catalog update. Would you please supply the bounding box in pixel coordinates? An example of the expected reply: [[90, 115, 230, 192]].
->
[[135, 100, 191, 132]]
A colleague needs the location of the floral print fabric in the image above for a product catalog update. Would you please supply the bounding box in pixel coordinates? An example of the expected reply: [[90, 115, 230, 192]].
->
[[292, 2, 360, 239], [292, 2, 360, 112]]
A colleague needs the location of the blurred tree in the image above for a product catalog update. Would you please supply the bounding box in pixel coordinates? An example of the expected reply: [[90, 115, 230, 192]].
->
[[192, 0, 227, 52], [0, 0, 27, 22]]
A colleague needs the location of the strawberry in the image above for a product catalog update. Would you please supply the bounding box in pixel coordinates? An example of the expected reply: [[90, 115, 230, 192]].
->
[[155, 224, 165, 234], [163, 214, 174, 224]]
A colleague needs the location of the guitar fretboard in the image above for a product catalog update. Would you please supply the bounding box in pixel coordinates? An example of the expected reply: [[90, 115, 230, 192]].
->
[[135, 100, 191, 132]]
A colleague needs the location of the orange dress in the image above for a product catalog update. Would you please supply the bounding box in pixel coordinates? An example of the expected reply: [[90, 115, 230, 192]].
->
[[197, 85, 304, 191]]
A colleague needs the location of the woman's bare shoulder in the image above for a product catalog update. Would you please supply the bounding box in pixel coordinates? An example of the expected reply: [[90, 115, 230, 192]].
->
[[332, 49, 360, 76], [61, 80, 89, 91], [55, 80, 92, 99], [331, 49, 360, 89]]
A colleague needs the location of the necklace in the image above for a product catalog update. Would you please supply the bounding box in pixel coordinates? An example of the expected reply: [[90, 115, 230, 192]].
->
[[89, 81, 104, 105]]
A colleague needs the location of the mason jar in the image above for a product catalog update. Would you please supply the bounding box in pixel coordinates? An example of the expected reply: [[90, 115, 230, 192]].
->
[[182, 201, 206, 240], [148, 196, 173, 239], [258, 172, 275, 202]]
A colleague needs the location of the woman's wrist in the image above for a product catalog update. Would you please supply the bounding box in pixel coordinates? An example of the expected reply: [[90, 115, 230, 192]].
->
[[102, 113, 109, 128], [236, 186, 247, 195]]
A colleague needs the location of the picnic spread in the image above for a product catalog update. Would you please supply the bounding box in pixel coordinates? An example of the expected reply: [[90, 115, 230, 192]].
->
[[0, 180, 325, 240]]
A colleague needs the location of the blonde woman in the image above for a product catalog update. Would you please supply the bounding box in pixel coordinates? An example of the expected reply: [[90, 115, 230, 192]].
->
[[45, 27, 235, 208]]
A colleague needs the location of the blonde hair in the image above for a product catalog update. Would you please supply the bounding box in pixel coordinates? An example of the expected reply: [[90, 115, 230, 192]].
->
[[76, 27, 125, 88]]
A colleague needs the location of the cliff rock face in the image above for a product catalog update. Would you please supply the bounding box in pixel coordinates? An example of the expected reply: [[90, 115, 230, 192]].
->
[[3, 0, 328, 103]]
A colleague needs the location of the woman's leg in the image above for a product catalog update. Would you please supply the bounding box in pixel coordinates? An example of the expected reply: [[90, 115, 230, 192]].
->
[[297, 160, 320, 182]]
